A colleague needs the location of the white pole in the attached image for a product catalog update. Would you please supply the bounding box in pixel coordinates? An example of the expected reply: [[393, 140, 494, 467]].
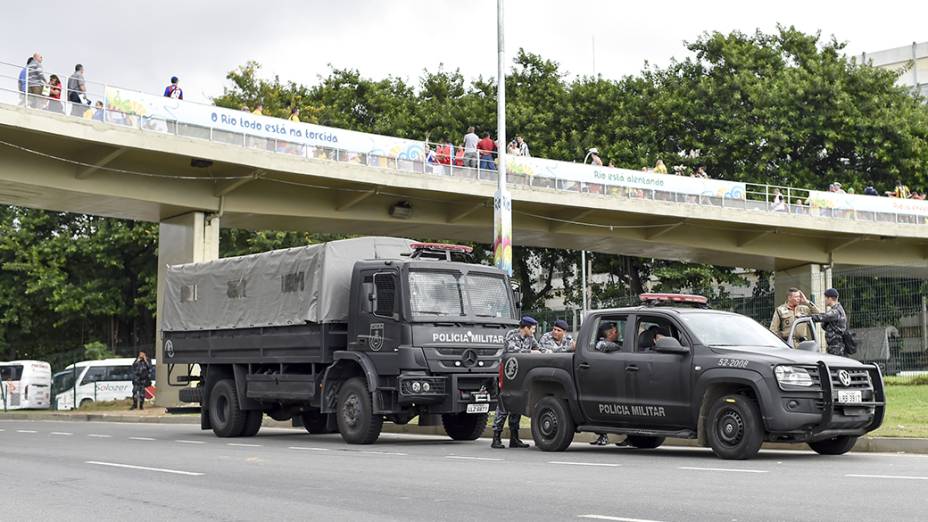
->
[[581, 250, 588, 316], [493, 0, 512, 276]]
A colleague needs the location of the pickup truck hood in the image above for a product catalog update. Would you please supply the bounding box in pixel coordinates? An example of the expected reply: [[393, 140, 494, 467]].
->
[[709, 346, 867, 367]]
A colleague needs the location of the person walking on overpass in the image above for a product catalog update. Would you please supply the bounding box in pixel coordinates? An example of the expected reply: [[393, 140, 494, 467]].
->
[[27, 52, 47, 109], [164, 76, 183, 100], [492, 316, 540, 449], [68, 64, 87, 117], [463, 126, 479, 169]]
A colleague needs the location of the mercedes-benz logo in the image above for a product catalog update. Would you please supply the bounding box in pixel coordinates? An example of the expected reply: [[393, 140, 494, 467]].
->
[[461, 349, 478, 367], [838, 369, 852, 387]]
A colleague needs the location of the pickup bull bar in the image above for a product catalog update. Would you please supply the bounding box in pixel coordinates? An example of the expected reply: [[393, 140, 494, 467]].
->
[[813, 360, 886, 438]]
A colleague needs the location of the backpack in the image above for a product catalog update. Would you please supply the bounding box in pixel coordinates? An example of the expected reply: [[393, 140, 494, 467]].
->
[[842, 329, 858, 355]]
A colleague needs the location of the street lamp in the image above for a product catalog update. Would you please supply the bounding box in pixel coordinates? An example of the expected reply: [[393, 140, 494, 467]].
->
[[493, 0, 512, 276]]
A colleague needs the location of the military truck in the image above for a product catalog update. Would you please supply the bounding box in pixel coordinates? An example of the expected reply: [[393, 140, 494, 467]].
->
[[500, 293, 885, 459], [163, 237, 518, 443]]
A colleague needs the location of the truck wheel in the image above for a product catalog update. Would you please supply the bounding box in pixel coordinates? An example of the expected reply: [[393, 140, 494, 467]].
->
[[808, 435, 857, 455], [240, 410, 263, 437], [301, 409, 334, 434], [625, 435, 665, 449], [531, 396, 575, 452], [208, 379, 247, 437], [441, 412, 489, 441], [706, 394, 763, 460], [336, 377, 382, 444]]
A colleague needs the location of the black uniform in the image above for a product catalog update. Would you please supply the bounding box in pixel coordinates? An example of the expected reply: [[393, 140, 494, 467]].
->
[[131, 358, 152, 408]]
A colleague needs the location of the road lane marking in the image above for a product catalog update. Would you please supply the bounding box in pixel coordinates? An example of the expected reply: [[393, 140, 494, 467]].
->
[[445, 456, 504, 462], [85, 461, 204, 476], [175, 440, 206, 445], [549, 461, 620, 468], [227, 443, 263, 447], [129, 437, 156, 441], [50, 432, 73, 436], [678, 466, 768, 474], [577, 515, 660, 522], [846, 474, 928, 481], [16, 430, 37, 433], [288, 446, 330, 451], [360, 450, 407, 456], [88, 434, 111, 438]]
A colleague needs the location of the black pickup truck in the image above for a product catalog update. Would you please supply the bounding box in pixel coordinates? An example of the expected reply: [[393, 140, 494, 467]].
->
[[500, 294, 885, 459]]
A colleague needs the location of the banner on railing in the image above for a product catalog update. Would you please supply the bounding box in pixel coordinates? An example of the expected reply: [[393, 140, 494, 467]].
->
[[104, 87, 426, 160], [508, 156, 747, 200], [807, 190, 928, 217]]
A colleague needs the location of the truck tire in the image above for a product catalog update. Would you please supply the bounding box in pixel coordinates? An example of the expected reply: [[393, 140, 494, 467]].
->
[[625, 435, 665, 449], [706, 394, 764, 460], [531, 396, 575, 452], [808, 435, 857, 455], [208, 379, 247, 437], [240, 410, 263, 437], [301, 409, 334, 434], [441, 412, 489, 441], [336, 377, 382, 444]]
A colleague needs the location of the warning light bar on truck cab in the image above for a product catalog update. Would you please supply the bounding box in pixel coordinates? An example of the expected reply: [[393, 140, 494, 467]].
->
[[639, 293, 709, 306], [409, 242, 474, 261]]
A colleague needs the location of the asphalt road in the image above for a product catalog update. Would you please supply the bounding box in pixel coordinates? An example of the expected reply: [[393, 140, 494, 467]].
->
[[2, 419, 926, 521]]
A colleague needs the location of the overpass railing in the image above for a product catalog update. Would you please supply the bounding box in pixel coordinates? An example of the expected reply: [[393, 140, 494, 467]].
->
[[1, 60, 926, 227]]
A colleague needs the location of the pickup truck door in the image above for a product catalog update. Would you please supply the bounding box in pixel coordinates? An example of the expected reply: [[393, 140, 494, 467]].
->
[[575, 314, 637, 426], [625, 313, 693, 429]]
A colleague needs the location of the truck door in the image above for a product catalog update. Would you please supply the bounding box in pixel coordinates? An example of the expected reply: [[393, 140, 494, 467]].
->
[[626, 314, 693, 428], [354, 270, 401, 354], [576, 314, 636, 426]]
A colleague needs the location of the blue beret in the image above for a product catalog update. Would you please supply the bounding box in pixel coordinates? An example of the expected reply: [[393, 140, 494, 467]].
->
[[553, 319, 569, 330], [520, 316, 538, 327], [824, 288, 839, 298]]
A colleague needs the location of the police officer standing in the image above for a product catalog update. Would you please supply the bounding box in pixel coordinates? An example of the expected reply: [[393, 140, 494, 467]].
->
[[812, 288, 848, 356], [539, 319, 575, 352], [770, 288, 821, 346], [492, 316, 541, 449], [130, 351, 152, 410]]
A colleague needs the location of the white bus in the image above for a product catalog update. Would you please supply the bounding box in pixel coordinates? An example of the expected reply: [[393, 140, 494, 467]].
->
[[0, 360, 52, 410], [52, 358, 156, 410]]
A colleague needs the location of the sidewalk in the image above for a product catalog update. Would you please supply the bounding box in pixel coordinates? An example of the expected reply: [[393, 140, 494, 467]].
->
[[3, 409, 926, 454]]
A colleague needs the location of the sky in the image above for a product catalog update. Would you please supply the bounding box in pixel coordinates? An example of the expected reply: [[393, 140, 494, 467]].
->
[[1, 1, 925, 104]]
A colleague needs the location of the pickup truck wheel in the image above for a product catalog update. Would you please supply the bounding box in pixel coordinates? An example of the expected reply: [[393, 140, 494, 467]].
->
[[808, 435, 857, 455], [208, 379, 247, 437], [531, 396, 575, 452], [301, 409, 335, 434], [625, 435, 665, 449], [240, 410, 263, 437], [706, 394, 763, 460], [336, 377, 383, 444], [442, 412, 489, 440]]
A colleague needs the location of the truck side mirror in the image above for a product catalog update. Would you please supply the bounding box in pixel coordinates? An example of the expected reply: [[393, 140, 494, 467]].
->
[[796, 340, 818, 352], [511, 286, 523, 310], [654, 336, 689, 354]]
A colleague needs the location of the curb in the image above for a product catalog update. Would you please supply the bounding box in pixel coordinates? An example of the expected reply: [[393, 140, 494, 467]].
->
[[5, 411, 926, 454]]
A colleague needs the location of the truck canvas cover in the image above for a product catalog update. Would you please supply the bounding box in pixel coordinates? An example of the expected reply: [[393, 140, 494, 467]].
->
[[162, 237, 415, 331]]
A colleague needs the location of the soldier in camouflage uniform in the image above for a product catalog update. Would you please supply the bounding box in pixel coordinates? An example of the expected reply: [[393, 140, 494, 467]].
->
[[130, 351, 152, 410], [492, 316, 540, 449], [811, 288, 848, 356], [770, 288, 821, 346], [539, 319, 575, 353]]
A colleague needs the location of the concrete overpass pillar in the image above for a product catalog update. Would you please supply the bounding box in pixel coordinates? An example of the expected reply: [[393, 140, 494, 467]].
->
[[154, 212, 219, 407], [774, 264, 832, 351]]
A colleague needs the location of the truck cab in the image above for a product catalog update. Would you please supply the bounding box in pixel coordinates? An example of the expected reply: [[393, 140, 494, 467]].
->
[[501, 293, 885, 459]]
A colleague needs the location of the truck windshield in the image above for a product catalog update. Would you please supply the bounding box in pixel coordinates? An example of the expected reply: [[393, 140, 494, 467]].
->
[[408, 271, 513, 319], [679, 313, 787, 349]]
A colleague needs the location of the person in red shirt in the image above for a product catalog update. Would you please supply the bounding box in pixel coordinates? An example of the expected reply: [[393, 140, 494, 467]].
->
[[477, 131, 496, 171]]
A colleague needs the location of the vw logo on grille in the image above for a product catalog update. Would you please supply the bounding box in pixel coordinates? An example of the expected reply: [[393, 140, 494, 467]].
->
[[837, 369, 852, 387], [461, 349, 478, 367]]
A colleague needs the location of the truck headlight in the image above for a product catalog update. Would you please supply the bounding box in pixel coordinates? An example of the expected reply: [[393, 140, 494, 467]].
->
[[775, 366, 814, 388], [411, 382, 422, 393], [422, 382, 431, 392]]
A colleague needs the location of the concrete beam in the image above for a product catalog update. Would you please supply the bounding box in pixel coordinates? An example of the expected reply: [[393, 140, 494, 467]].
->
[[215, 169, 262, 197], [336, 187, 379, 211], [75, 147, 126, 179], [447, 200, 488, 223], [549, 209, 596, 232], [644, 220, 686, 240], [827, 236, 863, 253], [737, 229, 776, 247]]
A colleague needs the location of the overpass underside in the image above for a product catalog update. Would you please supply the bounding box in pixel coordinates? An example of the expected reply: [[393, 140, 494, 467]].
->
[[2, 105, 926, 272]]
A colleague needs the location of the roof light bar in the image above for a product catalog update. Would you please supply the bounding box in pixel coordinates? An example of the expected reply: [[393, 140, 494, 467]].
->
[[639, 293, 708, 304], [410, 242, 473, 253]]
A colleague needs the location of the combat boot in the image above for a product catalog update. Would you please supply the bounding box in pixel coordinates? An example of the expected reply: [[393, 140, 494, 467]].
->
[[491, 430, 505, 449], [130, 399, 138, 410], [509, 428, 529, 448], [139, 399, 144, 410]]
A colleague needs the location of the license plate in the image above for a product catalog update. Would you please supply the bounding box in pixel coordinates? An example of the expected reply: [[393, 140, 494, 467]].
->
[[837, 390, 862, 404], [466, 403, 490, 414], [473, 393, 490, 403]]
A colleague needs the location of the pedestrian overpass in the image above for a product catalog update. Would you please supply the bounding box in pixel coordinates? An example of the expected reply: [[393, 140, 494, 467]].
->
[[2, 74, 928, 404]]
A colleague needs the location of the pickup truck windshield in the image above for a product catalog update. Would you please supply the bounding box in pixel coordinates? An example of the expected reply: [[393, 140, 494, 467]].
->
[[408, 271, 513, 319], [679, 313, 787, 349]]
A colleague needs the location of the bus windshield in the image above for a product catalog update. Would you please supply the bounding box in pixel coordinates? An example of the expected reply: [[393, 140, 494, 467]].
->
[[52, 370, 79, 395], [0, 365, 24, 381]]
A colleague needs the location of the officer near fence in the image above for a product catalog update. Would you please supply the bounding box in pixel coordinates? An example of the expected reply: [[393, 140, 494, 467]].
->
[[770, 288, 821, 346], [492, 316, 540, 449], [811, 288, 849, 356], [130, 351, 152, 410]]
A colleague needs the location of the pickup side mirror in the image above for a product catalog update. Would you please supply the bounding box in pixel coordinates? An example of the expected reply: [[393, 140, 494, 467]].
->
[[654, 337, 689, 354], [796, 340, 818, 352]]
